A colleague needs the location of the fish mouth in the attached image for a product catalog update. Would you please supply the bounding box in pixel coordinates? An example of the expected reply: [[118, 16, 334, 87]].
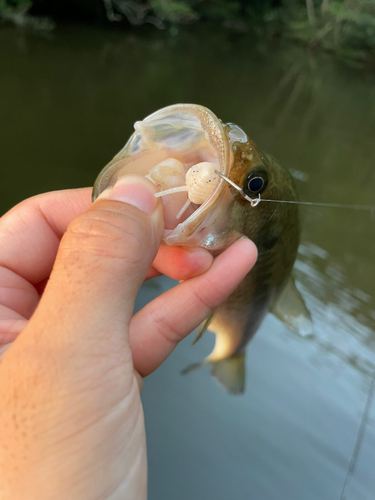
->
[[93, 104, 231, 246]]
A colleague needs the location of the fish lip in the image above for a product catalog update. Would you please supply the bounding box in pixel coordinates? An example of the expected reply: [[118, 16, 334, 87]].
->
[[161, 107, 230, 243]]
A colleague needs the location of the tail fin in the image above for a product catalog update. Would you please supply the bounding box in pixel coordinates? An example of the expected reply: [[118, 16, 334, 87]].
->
[[211, 353, 245, 395], [182, 352, 246, 395]]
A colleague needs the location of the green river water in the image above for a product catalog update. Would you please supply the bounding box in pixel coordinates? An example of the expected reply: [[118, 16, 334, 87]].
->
[[1, 22, 375, 500]]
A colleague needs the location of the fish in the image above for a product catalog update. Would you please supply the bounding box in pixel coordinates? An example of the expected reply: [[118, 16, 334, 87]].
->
[[92, 103, 311, 394]]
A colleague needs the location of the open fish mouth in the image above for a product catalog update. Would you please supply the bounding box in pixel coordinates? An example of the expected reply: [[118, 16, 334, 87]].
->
[[93, 104, 237, 249]]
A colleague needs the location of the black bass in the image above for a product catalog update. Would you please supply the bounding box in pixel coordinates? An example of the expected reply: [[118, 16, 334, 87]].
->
[[93, 104, 311, 394]]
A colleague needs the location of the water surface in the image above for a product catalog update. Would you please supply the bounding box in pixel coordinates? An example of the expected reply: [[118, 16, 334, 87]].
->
[[0, 23, 374, 500]]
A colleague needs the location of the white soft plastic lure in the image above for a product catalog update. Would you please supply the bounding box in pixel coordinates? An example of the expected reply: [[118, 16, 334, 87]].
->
[[152, 160, 220, 219]]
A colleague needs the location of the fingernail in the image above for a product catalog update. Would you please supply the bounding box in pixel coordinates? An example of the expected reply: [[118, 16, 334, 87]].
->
[[99, 175, 158, 215]]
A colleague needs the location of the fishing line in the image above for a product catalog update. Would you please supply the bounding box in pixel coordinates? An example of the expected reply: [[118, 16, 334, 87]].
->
[[256, 198, 375, 211], [339, 370, 375, 500], [215, 171, 375, 212]]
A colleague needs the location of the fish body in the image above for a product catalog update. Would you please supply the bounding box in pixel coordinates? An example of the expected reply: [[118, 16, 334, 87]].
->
[[198, 127, 300, 392], [93, 104, 310, 394]]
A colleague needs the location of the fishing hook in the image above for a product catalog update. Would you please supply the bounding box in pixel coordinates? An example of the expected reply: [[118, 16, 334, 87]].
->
[[215, 170, 261, 207]]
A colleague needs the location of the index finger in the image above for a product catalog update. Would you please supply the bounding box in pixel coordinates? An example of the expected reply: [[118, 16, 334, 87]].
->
[[0, 188, 92, 285], [0, 189, 213, 286]]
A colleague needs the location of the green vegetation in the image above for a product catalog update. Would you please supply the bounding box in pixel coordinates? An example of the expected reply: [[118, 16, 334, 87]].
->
[[273, 0, 375, 65], [0, 0, 54, 28], [90, 0, 247, 28], [1, 0, 375, 65]]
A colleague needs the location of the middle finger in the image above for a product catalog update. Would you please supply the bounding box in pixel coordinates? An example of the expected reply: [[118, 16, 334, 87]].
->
[[147, 245, 213, 281]]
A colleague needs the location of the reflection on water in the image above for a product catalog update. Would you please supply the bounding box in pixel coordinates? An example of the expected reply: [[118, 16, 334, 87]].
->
[[0, 22, 374, 500], [295, 243, 375, 376]]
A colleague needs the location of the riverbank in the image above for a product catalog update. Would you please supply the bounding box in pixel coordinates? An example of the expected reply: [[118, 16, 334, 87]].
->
[[1, 0, 375, 67]]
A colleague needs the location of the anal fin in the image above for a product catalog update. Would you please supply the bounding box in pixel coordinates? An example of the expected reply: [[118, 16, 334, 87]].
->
[[181, 361, 206, 375]]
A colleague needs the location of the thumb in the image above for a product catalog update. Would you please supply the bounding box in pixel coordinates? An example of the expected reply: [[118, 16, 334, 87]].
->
[[0, 177, 162, 499], [25, 174, 163, 360]]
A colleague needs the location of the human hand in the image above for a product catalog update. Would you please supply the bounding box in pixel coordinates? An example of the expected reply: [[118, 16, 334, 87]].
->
[[0, 175, 257, 500]]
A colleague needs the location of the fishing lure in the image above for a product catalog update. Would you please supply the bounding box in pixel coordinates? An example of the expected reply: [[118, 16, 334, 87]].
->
[[152, 160, 220, 219]]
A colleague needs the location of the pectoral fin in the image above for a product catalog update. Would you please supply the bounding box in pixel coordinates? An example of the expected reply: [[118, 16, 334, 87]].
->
[[271, 276, 312, 336], [192, 310, 216, 345], [211, 353, 245, 395]]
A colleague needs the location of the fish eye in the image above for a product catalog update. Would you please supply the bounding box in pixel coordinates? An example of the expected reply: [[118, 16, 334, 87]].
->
[[243, 171, 268, 196]]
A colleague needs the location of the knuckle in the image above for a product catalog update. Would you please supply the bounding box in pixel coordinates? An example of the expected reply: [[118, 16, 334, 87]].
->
[[148, 303, 183, 345], [62, 207, 149, 261], [192, 278, 217, 310]]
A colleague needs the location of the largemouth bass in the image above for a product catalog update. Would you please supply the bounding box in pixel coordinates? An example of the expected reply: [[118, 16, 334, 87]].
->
[[93, 104, 311, 394]]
